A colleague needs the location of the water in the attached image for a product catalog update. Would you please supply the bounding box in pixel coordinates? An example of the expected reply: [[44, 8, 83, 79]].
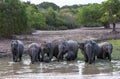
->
[[0, 57, 120, 79]]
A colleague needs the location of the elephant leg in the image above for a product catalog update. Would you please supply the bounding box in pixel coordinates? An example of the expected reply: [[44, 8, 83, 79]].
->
[[49, 53, 53, 60], [30, 56, 33, 63], [19, 56, 22, 62], [93, 56, 95, 62], [13, 55, 16, 62], [37, 53, 40, 62], [38, 55, 41, 62], [93, 53, 95, 62], [84, 54, 88, 63], [60, 55, 63, 60], [102, 52, 105, 59], [85, 56, 88, 63], [108, 54, 111, 61], [57, 53, 61, 61], [19, 53, 22, 62], [16, 54, 19, 62], [88, 58, 91, 64]]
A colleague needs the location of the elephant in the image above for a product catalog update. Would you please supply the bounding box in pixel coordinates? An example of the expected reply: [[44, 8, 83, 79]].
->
[[79, 40, 100, 64], [64, 51, 75, 61], [97, 42, 113, 61], [41, 40, 62, 61], [28, 43, 41, 64], [57, 40, 78, 61], [11, 40, 24, 62], [43, 56, 51, 63]]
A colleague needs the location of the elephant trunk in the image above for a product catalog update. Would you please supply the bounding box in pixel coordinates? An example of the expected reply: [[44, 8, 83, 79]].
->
[[108, 53, 111, 61], [86, 45, 93, 64], [31, 48, 36, 64]]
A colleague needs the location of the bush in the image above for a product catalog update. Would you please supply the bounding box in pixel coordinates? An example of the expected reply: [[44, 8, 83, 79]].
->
[[0, 0, 29, 38]]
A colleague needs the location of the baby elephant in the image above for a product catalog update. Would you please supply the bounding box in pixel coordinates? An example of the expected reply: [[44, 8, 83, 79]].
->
[[43, 56, 51, 63], [11, 40, 24, 62], [64, 51, 75, 61], [97, 42, 113, 61], [28, 43, 41, 64]]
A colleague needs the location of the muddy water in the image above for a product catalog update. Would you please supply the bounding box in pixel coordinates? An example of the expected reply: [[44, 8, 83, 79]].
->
[[0, 57, 120, 79]]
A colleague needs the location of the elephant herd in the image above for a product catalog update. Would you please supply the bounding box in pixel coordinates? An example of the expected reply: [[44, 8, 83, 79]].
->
[[11, 40, 113, 64]]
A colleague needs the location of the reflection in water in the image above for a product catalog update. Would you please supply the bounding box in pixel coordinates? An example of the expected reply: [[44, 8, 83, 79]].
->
[[0, 58, 120, 79], [81, 62, 114, 75], [82, 64, 100, 75]]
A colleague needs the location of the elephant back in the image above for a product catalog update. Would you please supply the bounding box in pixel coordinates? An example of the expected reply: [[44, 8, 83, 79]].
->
[[98, 42, 113, 54], [28, 43, 41, 55], [84, 40, 100, 56], [66, 40, 78, 51]]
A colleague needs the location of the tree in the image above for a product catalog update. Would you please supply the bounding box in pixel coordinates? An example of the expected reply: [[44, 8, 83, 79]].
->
[[101, 0, 120, 31], [59, 8, 78, 29], [100, 11, 110, 28], [45, 7, 56, 26], [0, 0, 29, 38], [77, 4, 103, 27], [25, 3, 47, 30], [31, 12, 46, 29], [37, 2, 60, 10]]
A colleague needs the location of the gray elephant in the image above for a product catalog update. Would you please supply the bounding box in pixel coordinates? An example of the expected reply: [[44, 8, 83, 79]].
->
[[41, 40, 62, 61], [79, 40, 100, 64], [57, 40, 78, 61], [43, 56, 51, 63], [11, 40, 24, 62], [28, 43, 41, 64], [64, 51, 75, 61], [97, 42, 113, 61]]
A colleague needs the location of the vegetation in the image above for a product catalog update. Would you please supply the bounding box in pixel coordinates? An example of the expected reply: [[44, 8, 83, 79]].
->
[[0, 0, 29, 38], [0, 0, 120, 38], [77, 3, 103, 27], [101, 0, 120, 31]]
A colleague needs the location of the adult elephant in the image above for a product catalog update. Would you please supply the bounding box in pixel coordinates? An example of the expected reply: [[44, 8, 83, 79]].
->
[[57, 40, 78, 61], [41, 40, 62, 61], [97, 42, 113, 61], [28, 43, 41, 64], [11, 40, 24, 62], [79, 40, 100, 64]]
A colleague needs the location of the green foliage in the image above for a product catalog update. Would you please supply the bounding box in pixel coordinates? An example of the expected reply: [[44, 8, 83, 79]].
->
[[77, 4, 103, 27], [1, 0, 120, 38], [0, 0, 29, 38], [77, 49, 84, 60], [101, 0, 120, 30], [25, 2, 47, 30], [37, 2, 60, 10], [45, 7, 56, 26], [59, 8, 78, 29], [31, 12, 46, 29]]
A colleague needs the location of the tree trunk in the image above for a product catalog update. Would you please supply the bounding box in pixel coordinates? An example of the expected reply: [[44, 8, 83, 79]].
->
[[112, 23, 116, 31]]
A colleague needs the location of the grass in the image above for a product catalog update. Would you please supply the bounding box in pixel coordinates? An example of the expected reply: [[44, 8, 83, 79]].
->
[[107, 40, 120, 60], [77, 49, 84, 60], [77, 39, 120, 60]]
